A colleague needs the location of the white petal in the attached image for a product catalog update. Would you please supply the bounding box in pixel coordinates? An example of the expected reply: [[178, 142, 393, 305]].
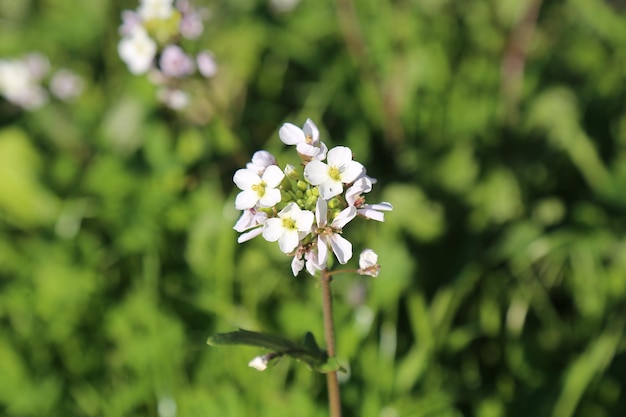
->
[[248, 356, 268, 371], [315, 142, 328, 161], [369, 202, 393, 211], [278, 230, 299, 253], [332, 206, 357, 228], [235, 190, 259, 210], [262, 165, 285, 187], [303, 160, 329, 185], [237, 226, 264, 243], [330, 234, 353, 264], [339, 160, 365, 184], [259, 188, 281, 207], [233, 169, 260, 190], [279, 123, 305, 145], [295, 210, 315, 232], [233, 210, 255, 232], [357, 208, 385, 222], [317, 235, 328, 267], [359, 249, 378, 269], [251, 150, 276, 168], [315, 197, 327, 227], [303, 118, 319, 143], [318, 179, 343, 200], [262, 218, 283, 242], [292, 256, 304, 276], [326, 146, 353, 167], [296, 142, 322, 158]]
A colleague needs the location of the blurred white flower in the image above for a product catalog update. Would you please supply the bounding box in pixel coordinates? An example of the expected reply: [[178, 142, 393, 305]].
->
[[269, 0, 302, 13], [50, 69, 84, 101], [157, 88, 189, 110], [0, 58, 48, 109], [138, 0, 174, 20], [304, 146, 364, 200], [118, 27, 157, 75]]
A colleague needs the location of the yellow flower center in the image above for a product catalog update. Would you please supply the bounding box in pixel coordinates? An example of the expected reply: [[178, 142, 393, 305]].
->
[[328, 166, 341, 181], [282, 217, 297, 230], [252, 182, 266, 197]]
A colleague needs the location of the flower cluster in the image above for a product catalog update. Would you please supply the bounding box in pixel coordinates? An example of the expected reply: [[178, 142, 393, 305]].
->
[[0, 52, 84, 110], [234, 119, 393, 277], [118, 0, 217, 110]]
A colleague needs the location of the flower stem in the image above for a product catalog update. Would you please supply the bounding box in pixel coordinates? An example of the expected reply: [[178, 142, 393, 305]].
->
[[321, 269, 342, 417]]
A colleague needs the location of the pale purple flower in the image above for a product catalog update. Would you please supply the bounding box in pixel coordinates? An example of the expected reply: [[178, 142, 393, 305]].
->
[[159, 45, 195, 78], [196, 51, 218, 78], [304, 146, 364, 200], [315, 197, 356, 265], [180, 12, 204, 39], [119, 10, 142, 36], [262, 203, 314, 254], [279, 118, 327, 160], [233, 165, 285, 210]]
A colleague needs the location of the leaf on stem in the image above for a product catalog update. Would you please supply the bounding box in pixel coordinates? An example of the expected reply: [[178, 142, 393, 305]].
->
[[207, 329, 345, 373]]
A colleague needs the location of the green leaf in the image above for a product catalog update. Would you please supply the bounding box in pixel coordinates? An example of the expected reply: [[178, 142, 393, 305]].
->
[[207, 329, 344, 373]]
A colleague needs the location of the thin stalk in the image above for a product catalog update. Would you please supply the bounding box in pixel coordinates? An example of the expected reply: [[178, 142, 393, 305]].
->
[[321, 269, 342, 417]]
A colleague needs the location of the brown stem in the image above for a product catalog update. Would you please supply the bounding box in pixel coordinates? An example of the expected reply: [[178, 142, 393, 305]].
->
[[321, 269, 342, 417], [501, 0, 543, 121]]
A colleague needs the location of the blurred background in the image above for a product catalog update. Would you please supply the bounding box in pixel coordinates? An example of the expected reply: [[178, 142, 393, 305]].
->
[[1, 0, 626, 416]]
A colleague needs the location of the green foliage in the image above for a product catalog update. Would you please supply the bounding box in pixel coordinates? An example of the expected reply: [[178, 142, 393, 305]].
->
[[1, 0, 626, 416]]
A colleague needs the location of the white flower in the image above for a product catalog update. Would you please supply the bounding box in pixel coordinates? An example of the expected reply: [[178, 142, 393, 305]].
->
[[234, 209, 268, 243], [138, 0, 174, 20], [358, 249, 380, 277], [262, 203, 314, 253], [246, 151, 277, 175], [279, 118, 327, 160], [0, 58, 48, 109], [315, 197, 356, 265], [304, 146, 364, 200], [291, 244, 323, 276], [346, 177, 393, 222], [248, 355, 269, 371], [118, 27, 157, 75], [233, 165, 285, 210]]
